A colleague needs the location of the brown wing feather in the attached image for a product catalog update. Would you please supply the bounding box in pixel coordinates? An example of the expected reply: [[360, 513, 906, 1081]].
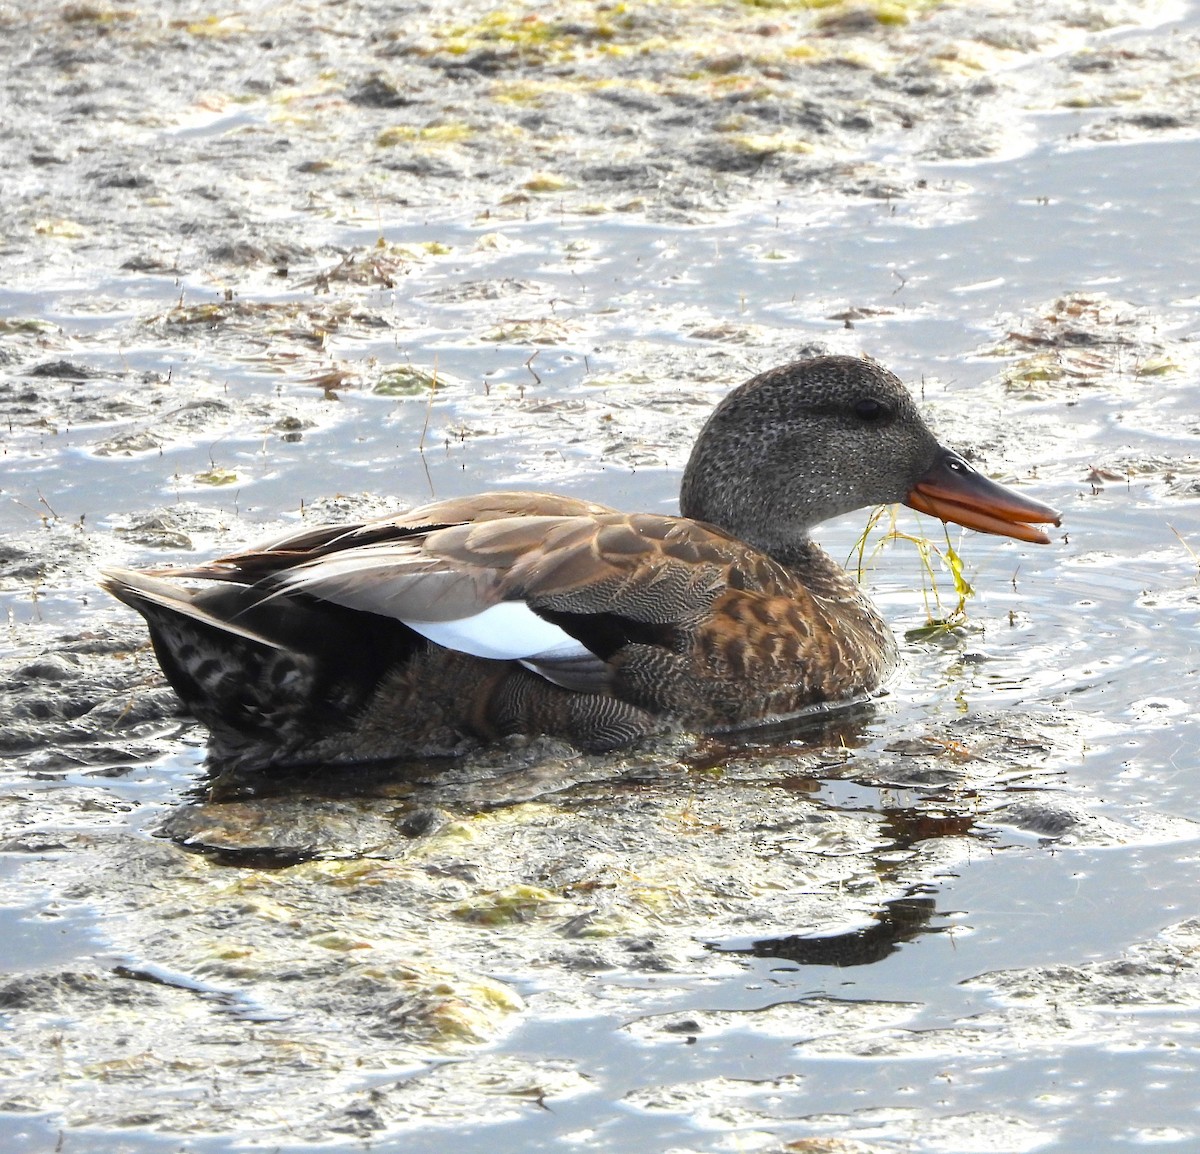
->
[[143, 492, 618, 585], [273, 511, 755, 630]]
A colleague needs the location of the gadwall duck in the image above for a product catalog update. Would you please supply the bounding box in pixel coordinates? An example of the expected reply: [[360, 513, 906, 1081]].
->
[[103, 356, 1060, 770]]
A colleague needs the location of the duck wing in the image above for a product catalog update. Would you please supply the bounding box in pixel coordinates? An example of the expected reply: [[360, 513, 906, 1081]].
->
[[258, 505, 776, 694], [127, 491, 805, 700], [159, 492, 620, 584]]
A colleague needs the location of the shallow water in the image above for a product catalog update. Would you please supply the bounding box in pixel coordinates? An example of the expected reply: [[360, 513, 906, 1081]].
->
[[4, 1, 1200, 1151]]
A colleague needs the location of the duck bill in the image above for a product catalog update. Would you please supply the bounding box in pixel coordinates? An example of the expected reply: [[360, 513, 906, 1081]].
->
[[905, 450, 1062, 545]]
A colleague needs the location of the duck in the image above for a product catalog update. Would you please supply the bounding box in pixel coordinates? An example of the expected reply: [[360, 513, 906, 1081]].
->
[[102, 355, 1061, 771]]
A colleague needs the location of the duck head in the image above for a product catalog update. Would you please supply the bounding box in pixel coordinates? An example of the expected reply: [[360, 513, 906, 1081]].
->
[[679, 355, 1061, 560]]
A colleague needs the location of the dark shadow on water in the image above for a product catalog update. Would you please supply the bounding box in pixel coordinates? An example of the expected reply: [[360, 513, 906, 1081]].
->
[[189, 696, 888, 807], [711, 890, 944, 968], [154, 697, 1006, 879], [683, 698, 883, 771]]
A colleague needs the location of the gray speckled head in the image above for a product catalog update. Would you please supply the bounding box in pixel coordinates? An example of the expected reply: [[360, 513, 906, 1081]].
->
[[679, 355, 941, 559]]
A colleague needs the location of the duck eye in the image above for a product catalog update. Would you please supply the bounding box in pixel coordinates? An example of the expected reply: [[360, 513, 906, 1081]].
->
[[854, 398, 889, 423]]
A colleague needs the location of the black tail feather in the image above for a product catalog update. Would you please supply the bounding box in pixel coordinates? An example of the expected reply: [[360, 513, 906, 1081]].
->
[[103, 568, 424, 754]]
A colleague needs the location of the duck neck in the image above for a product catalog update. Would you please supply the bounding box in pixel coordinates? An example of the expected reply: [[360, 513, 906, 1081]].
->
[[764, 535, 828, 573], [680, 486, 824, 572], [679, 428, 837, 569], [705, 524, 815, 570]]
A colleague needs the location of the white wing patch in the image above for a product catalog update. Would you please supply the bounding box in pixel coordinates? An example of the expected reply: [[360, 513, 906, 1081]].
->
[[269, 539, 605, 678], [405, 601, 592, 663]]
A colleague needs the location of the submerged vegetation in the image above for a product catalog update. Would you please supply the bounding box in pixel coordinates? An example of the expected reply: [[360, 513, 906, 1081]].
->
[[852, 506, 975, 636]]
